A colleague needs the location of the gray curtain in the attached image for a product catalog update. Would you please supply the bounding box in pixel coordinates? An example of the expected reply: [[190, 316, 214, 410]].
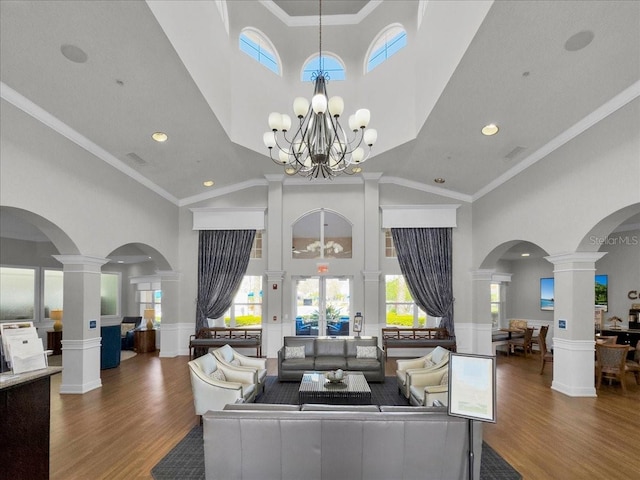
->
[[391, 228, 455, 335], [195, 230, 256, 333]]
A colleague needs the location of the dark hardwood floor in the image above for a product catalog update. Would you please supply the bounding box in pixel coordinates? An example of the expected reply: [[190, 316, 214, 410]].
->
[[48, 350, 640, 479]]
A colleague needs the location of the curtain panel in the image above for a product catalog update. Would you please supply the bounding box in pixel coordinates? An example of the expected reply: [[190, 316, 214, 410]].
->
[[195, 230, 256, 333], [390, 228, 455, 335]]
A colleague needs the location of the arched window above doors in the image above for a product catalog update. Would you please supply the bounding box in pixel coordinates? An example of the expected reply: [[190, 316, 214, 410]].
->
[[292, 210, 352, 259]]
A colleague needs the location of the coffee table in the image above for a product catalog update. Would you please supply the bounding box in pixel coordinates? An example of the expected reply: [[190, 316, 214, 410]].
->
[[298, 371, 372, 405]]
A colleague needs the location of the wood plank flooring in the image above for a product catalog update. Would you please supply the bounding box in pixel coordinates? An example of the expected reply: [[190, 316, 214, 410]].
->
[[48, 351, 640, 479]]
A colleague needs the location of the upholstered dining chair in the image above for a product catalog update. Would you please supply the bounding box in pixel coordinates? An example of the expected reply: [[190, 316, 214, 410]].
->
[[625, 340, 640, 385], [508, 327, 535, 357], [395, 346, 451, 399], [530, 325, 549, 354], [597, 335, 619, 345], [212, 344, 267, 394], [539, 327, 553, 375], [595, 343, 630, 393]]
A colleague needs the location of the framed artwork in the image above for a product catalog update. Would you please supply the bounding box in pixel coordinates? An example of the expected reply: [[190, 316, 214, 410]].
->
[[447, 353, 497, 423], [540, 277, 554, 311], [540, 275, 608, 311], [353, 312, 363, 333]]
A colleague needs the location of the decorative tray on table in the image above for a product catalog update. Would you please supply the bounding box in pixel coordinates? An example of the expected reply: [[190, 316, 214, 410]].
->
[[325, 369, 347, 385]]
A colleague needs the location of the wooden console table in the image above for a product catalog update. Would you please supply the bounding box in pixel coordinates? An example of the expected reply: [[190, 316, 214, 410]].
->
[[134, 329, 156, 353]]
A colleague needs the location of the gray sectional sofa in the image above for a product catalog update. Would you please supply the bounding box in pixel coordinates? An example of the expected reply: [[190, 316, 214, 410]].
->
[[277, 336, 385, 382], [203, 404, 483, 480]]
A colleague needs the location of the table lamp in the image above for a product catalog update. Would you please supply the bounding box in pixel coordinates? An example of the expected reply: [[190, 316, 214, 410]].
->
[[144, 309, 155, 330], [51, 309, 63, 332]]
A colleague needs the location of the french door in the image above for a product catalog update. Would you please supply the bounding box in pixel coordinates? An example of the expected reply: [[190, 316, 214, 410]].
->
[[294, 277, 351, 336]]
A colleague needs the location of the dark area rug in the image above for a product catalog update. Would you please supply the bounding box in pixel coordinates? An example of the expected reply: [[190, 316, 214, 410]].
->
[[152, 376, 521, 480]]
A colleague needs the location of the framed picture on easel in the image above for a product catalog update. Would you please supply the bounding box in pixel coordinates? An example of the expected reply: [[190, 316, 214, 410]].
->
[[447, 353, 497, 423]]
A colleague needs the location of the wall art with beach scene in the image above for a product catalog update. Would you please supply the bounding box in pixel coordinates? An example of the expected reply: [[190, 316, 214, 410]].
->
[[540, 275, 608, 311]]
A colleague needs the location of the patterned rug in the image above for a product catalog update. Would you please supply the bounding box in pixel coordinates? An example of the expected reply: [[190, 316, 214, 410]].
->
[[152, 376, 521, 480]]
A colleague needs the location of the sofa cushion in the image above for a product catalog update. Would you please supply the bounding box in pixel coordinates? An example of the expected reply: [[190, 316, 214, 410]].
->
[[345, 337, 377, 357], [314, 356, 347, 370], [280, 357, 315, 370], [356, 345, 378, 359], [316, 339, 345, 356], [210, 368, 226, 381], [284, 337, 316, 357], [347, 357, 381, 371], [285, 345, 306, 359], [431, 346, 449, 364]]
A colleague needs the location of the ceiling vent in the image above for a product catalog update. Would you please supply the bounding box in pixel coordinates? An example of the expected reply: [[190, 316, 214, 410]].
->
[[125, 152, 148, 166], [504, 146, 527, 161]]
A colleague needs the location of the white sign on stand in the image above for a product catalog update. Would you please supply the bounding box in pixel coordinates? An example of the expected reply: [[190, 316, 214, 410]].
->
[[0, 322, 47, 374]]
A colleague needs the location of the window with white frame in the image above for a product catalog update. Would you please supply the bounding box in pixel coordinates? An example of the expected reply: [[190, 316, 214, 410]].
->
[[239, 28, 280, 75], [385, 274, 426, 327], [0, 266, 36, 321], [490, 282, 504, 328], [100, 272, 120, 316], [302, 54, 345, 81], [223, 275, 263, 327], [136, 281, 161, 325], [366, 24, 407, 73], [384, 229, 397, 258], [249, 231, 263, 259]]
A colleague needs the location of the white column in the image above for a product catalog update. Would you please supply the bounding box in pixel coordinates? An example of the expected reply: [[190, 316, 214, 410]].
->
[[362, 173, 382, 341], [265, 270, 285, 357], [265, 175, 285, 357], [470, 269, 494, 355], [545, 252, 607, 397], [156, 270, 181, 357], [53, 254, 108, 394]]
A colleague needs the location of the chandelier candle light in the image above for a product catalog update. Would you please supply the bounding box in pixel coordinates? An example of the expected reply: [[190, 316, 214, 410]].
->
[[263, 0, 377, 178]]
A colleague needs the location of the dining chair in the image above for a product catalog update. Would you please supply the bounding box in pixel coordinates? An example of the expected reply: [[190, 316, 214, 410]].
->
[[596, 335, 618, 345], [625, 340, 640, 385], [508, 327, 534, 357], [531, 325, 549, 354], [595, 343, 630, 393], [539, 327, 553, 375]]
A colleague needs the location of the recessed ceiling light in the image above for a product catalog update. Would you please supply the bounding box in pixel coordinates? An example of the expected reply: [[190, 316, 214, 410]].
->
[[60, 44, 88, 63], [434, 178, 445, 184], [203, 180, 214, 187], [521, 253, 530, 257], [481, 124, 499, 136], [152, 132, 168, 142], [565, 30, 594, 52]]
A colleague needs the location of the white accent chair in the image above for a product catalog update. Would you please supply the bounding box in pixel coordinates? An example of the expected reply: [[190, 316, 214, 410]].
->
[[395, 346, 451, 398], [212, 343, 268, 394], [408, 365, 449, 406], [188, 353, 256, 416]]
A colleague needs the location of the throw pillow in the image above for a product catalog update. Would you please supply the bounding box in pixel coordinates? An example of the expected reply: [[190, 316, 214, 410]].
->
[[356, 345, 378, 359], [285, 345, 305, 359], [210, 368, 226, 382], [424, 358, 435, 368]]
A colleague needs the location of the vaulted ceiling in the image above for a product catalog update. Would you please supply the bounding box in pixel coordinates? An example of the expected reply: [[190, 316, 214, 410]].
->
[[1, 0, 639, 207]]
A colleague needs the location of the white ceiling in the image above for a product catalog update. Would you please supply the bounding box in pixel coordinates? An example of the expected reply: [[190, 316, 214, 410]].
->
[[1, 1, 639, 206]]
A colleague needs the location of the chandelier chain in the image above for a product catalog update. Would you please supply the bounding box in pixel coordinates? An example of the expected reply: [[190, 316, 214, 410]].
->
[[318, 0, 323, 73]]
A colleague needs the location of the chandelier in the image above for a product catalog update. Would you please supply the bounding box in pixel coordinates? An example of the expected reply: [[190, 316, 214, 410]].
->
[[263, 0, 377, 178]]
